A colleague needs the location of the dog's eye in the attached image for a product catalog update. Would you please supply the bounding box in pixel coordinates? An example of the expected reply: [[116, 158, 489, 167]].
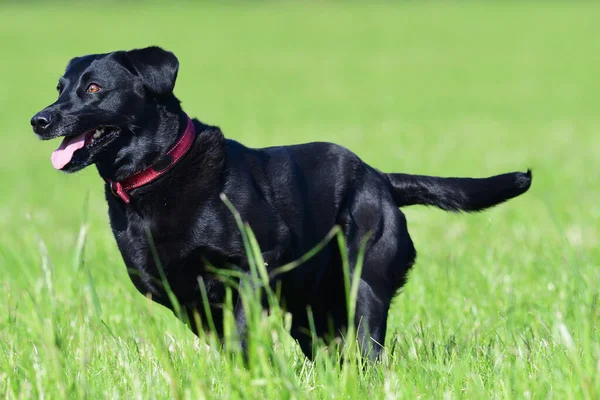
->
[[86, 83, 101, 93]]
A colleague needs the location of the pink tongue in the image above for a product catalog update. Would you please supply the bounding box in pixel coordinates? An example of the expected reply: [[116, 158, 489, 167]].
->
[[51, 133, 88, 170]]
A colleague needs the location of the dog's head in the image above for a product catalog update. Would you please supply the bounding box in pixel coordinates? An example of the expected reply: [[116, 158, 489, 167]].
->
[[31, 46, 180, 174]]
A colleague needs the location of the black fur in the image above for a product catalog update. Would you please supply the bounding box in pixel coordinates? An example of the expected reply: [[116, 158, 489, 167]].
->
[[31, 46, 532, 360], [389, 170, 532, 212]]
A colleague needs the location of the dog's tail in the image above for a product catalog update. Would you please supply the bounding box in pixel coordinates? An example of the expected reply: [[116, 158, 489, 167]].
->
[[386, 170, 532, 212]]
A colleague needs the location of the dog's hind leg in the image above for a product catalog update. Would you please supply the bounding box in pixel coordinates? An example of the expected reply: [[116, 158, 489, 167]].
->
[[338, 182, 416, 361], [353, 279, 390, 361]]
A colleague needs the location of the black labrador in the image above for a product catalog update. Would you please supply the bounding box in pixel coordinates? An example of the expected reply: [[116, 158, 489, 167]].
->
[[31, 46, 532, 360]]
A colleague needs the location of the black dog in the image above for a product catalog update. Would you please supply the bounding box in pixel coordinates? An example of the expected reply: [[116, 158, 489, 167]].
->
[[31, 46, 531, 360]]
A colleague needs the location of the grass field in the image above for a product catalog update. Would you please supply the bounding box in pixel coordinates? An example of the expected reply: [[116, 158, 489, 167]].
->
[[1, 1, 599, 399]]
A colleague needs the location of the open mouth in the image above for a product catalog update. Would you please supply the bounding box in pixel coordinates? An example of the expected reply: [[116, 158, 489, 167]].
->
[[51, 126, 119, 170]]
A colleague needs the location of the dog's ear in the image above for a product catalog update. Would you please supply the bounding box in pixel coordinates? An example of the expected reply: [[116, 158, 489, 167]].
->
[[65, 56, 82, 73], [120, 46, 179, 97]]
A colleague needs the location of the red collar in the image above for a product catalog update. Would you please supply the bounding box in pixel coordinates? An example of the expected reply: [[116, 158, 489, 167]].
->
[[107, 115, 196, 204]]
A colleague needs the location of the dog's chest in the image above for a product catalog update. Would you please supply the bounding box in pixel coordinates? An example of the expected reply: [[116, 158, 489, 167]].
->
[[108, 202, 231, 306], [117, 229, 227, 306]]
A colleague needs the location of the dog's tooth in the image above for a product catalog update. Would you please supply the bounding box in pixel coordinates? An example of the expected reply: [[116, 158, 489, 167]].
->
[[93, 129, 102, 139]]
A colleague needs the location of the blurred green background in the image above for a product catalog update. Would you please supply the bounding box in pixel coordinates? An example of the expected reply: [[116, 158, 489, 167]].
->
[[0, 1, 598, 399]]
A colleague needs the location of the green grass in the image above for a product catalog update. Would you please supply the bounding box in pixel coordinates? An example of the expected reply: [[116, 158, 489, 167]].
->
[[1, 1, 599, 398]]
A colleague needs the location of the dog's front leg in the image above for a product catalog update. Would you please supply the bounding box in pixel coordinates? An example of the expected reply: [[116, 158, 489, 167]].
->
[[232, 294, 250, 356], [233, 250, 280, 360], [231, 276, 264, 362]]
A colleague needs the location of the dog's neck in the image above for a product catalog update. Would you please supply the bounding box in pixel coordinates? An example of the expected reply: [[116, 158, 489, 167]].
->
[[95, 98, 185, 182]]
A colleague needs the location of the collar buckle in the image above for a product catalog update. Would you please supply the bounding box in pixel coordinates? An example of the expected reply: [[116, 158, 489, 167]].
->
[[109, 181, 131, 204]]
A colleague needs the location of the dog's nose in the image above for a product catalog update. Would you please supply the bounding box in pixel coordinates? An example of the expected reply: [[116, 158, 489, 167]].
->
[[31, 112, 53, 134]]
